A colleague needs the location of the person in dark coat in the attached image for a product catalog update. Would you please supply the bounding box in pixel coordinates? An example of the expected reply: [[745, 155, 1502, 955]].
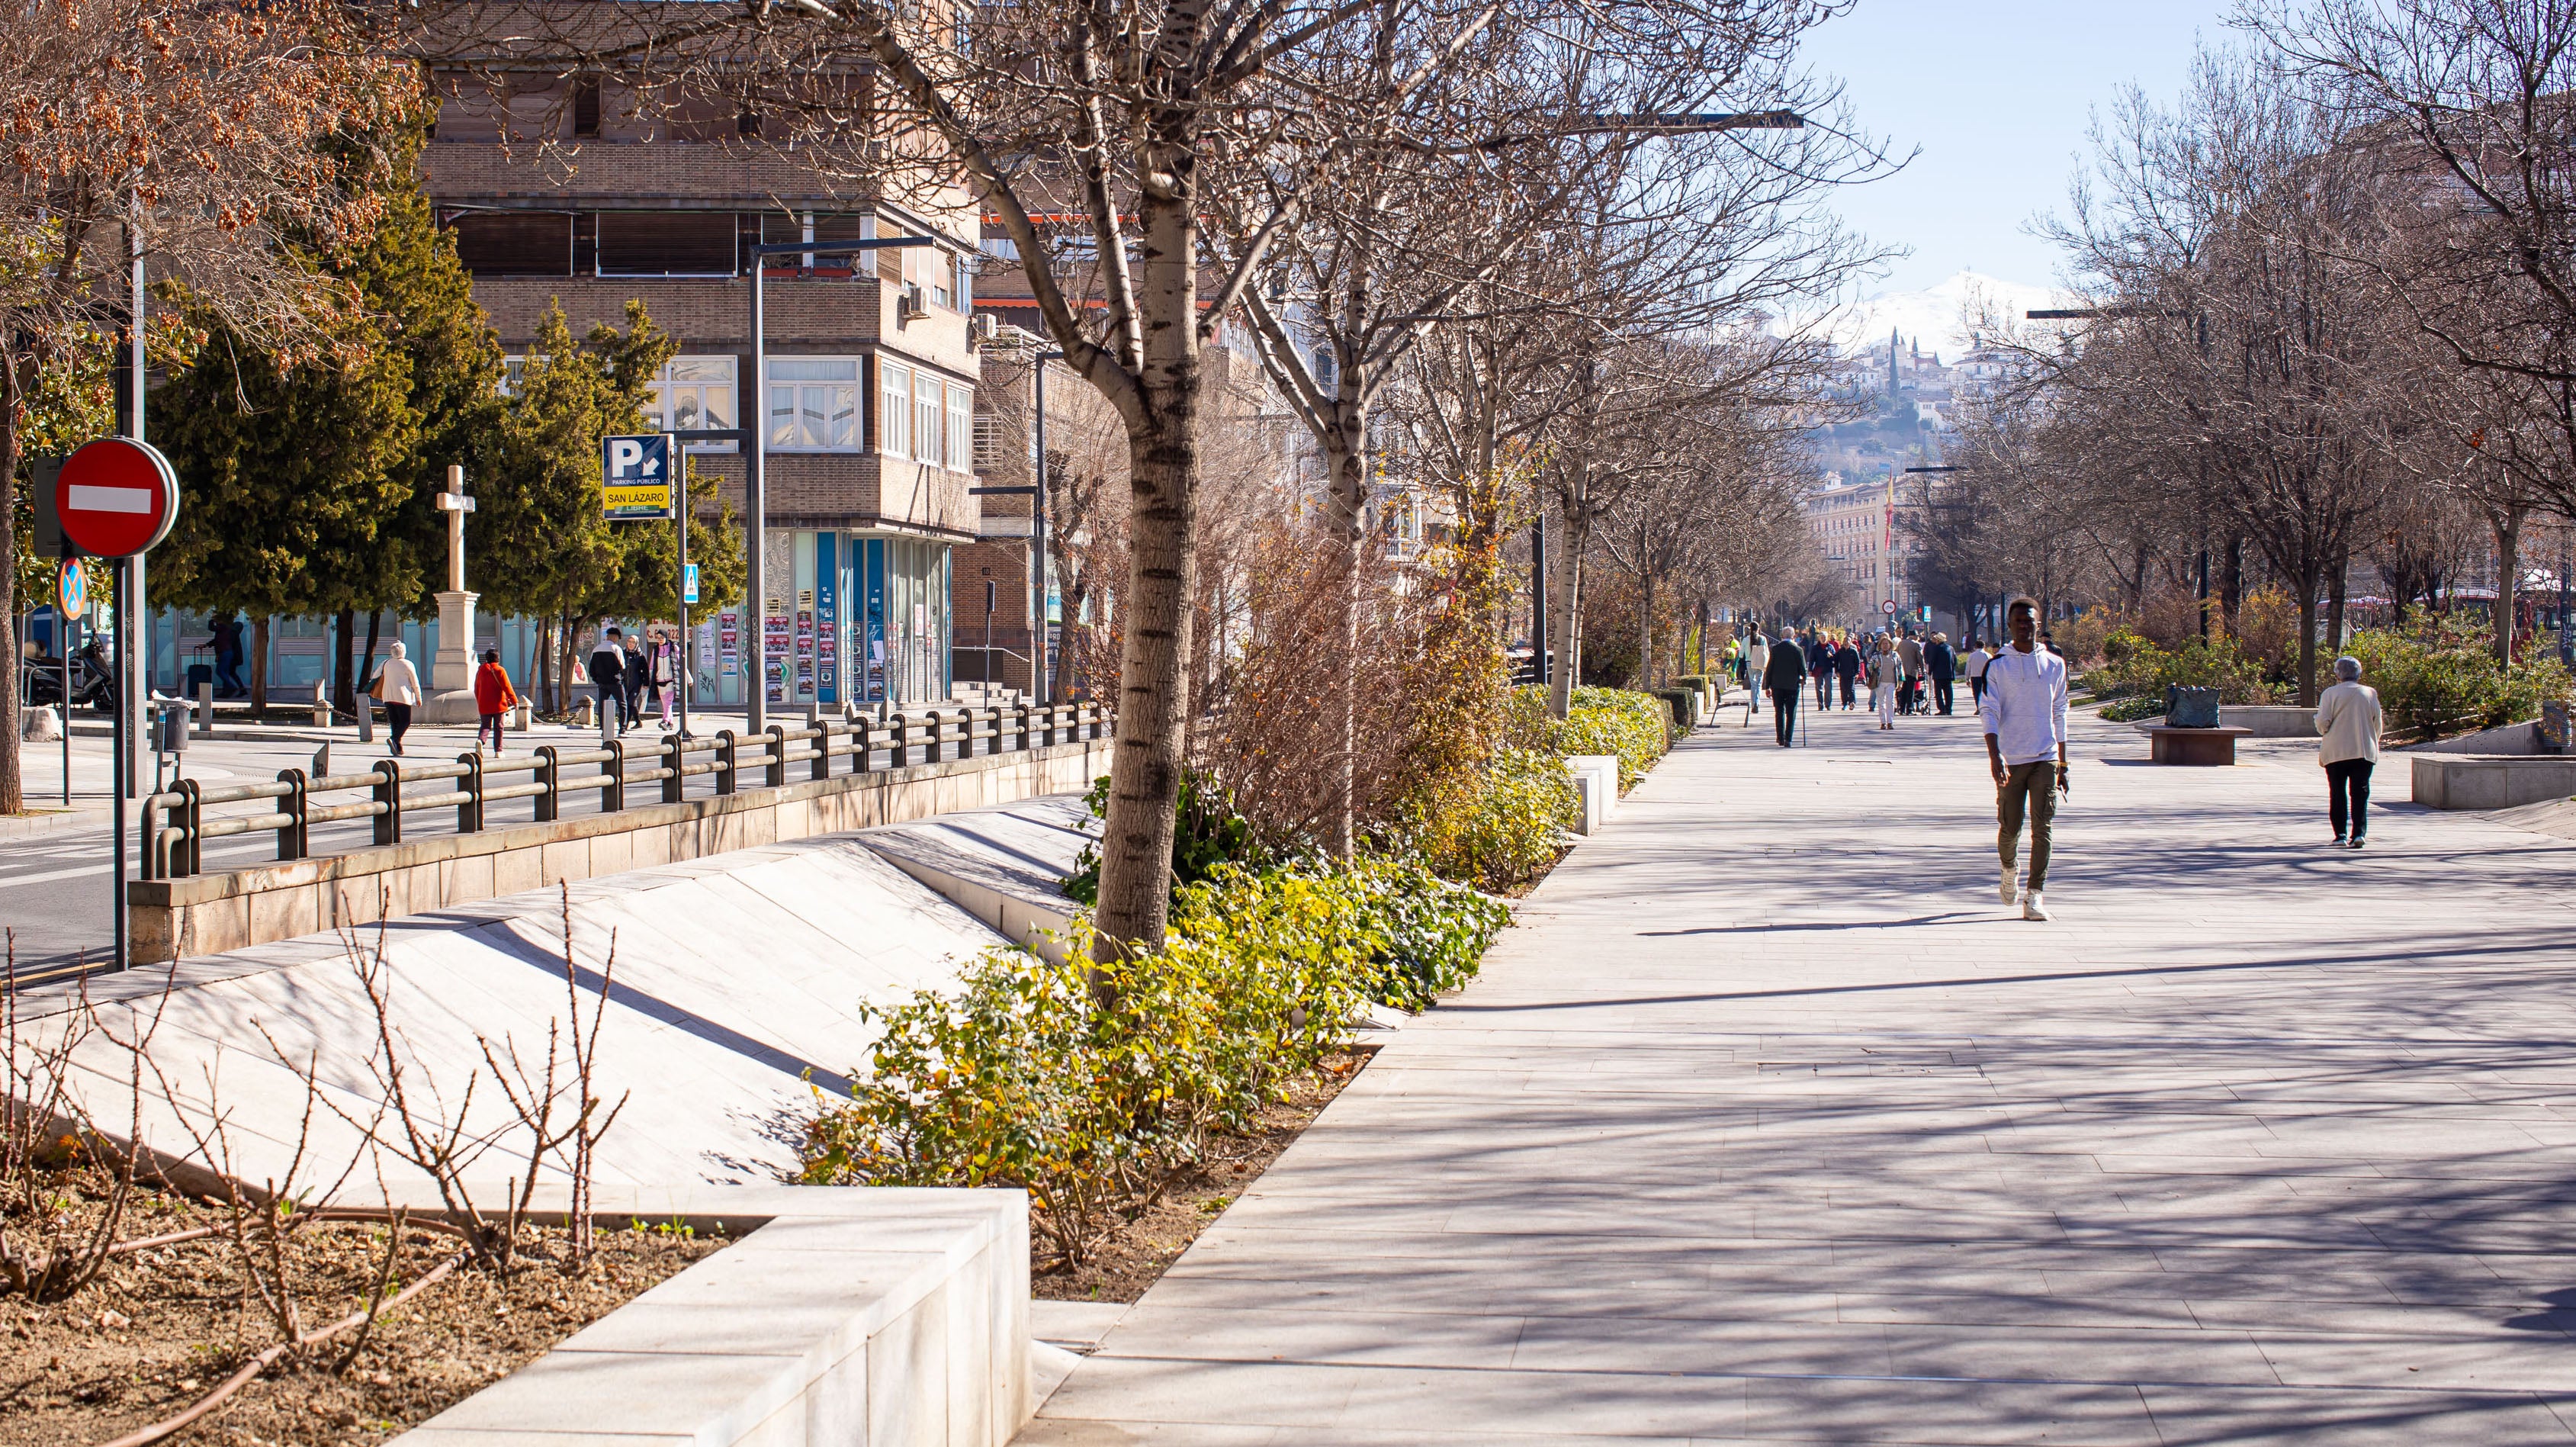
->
[[1805, 632, 1833, 711], [210, 611, 247, 698], [621, 635, 650, 734], [1762, 632, 1807, 748], [1834, 637, 1862, 709], [1925, 632, 1958, 715]]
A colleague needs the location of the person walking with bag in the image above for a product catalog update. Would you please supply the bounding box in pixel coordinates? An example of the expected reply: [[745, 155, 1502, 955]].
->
[[2315, 655, 2383, 847], [474, 649, 517, 756], [1981, 597, 2070, 921], [372, 640, 422, 757]]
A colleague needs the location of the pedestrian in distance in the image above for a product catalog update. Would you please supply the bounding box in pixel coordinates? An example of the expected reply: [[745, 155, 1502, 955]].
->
[[1746, 625, 1770, 717], [2315, 654, 2384, 847], [1963, 637, 1993, 709], [1926, 632, 1958, 715], [1981, 597, 2070, 921], [621, 630, 651, 734], [209, 610, 247, 699], [1762, 630, 1807, 748], [1871, 634, 1901, 730], [474, 649, 517, 756], [1807, 631, 1834, 711], [649, 625, 681, 728], [371, 640, 422, 757], [588, 627, 629, 740], [1834, 635, 1861, 709], [1894, 630, 1923, 715]]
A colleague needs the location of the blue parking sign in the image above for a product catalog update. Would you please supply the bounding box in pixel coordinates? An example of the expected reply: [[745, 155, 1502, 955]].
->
[[602, 435, 673, 519]]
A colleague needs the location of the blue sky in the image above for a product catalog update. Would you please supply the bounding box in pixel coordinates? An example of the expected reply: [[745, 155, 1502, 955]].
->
[[1797, 0, 2240, 294]]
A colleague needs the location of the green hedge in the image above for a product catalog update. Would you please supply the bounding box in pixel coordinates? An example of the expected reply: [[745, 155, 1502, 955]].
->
[[1560, 687, 1672, 789], [800, 857, 1508, 1265], [2348, 623, 2574, 741], [2083, 632, 2279, 706]]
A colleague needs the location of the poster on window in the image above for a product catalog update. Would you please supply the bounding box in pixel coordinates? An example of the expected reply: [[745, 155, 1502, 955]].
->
[[763, 609, 790, 704], [718, 610, 740, 677], [792, 608, 814, 697]]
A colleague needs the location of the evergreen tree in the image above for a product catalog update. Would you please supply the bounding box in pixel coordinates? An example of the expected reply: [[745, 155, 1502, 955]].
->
[[153, 117, 508, 714], [479, 299, 743, 707]]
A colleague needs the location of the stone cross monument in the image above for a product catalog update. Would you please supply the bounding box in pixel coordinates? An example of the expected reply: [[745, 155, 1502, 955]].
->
[[424, 464, 483, 721]]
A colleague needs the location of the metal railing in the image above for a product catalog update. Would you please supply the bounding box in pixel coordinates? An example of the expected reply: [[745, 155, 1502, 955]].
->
[[140, 701, 1110, 883]]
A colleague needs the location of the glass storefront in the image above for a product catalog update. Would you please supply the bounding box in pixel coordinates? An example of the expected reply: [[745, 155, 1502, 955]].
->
[[693, 528, 952, 709]]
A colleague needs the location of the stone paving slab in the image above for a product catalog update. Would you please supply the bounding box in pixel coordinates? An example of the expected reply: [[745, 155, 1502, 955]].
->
[[1023, 706, 2576, 1444]]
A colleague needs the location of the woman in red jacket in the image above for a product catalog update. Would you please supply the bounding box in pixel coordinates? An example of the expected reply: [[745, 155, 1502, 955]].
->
[[473, 650, 518, 756]]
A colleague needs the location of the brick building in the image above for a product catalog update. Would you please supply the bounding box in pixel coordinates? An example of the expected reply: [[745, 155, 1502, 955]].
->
[[426, 67, 985, 709]]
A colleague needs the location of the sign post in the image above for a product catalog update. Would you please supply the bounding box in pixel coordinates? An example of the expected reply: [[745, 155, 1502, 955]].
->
[[56, 562, 82, 807], [54, 436, 180, 973], [605, 432, 690, 736]]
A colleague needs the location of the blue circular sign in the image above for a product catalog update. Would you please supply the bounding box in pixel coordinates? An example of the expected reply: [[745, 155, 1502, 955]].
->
[[57, 561, 85, 619]]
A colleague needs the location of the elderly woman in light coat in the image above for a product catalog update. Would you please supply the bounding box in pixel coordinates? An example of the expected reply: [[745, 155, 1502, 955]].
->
[[1870, 634, 1903, 731], [371, 640, 424, 757], [2314, 654, 2383, 847]]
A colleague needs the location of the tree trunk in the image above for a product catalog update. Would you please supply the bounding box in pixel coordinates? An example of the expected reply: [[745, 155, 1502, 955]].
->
[[332, 606, 357, 719], [1319, 393, 1367, 859], [250, 617, 271, 718], [2294, 587, 2320, 707], [2327, 548, 2350, 661], [0, 349, 24, 815], [1546, 475, 1589, 719], [1637, 529, 1654, 691], [361, 609, 384, 714], [2221, 534, 2244, 635], [2491, 505, 2525, 666], [1090, 394, 1202, 963]]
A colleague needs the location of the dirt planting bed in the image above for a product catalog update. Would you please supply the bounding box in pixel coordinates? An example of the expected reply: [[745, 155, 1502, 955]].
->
[[3, 1171, 723, 1447]]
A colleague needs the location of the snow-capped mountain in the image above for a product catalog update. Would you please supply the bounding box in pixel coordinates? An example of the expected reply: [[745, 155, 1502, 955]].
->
[[1813, 270, 2064, 360]]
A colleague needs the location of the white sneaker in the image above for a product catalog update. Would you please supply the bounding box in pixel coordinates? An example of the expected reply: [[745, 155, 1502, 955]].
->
[[1998, 868, 2019, 906], [2022, 891, 2051, 921]]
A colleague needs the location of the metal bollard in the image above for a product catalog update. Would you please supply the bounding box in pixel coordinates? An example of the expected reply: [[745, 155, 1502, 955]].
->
[[458, 752, 484, 834], [534, 745, 561, 822], [661, 732, 685, 803], [195, 680, 214, 738], [714, 730, 738, 796], [763, 725, 788, 789], [371, 759, 403, 845]]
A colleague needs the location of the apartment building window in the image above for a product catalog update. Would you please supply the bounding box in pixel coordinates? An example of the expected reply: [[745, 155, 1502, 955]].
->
[[649, 357, 737, 450], [596, 212, 737, 277], [769, 359, 861, 452], [879, 359, 911, 457], [448, 211, 573, 275], [915, 373, 945, 465], [571, 76, 602, 138], [946, 384, 973, 474]]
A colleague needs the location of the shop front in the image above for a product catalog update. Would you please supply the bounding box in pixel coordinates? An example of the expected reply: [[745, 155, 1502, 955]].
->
[[694, 528, 952, 709]]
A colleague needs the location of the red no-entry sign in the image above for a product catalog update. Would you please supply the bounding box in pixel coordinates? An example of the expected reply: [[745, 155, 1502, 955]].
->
[[54, 438, 179, 558]]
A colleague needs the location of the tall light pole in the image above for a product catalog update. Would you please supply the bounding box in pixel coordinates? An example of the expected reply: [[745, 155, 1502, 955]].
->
[[742, 233, 938, 732]]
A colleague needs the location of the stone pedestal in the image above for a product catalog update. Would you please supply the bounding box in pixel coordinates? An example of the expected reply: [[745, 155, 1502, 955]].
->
[[419, 588, 483, 724], [2147, 725, 2251, 766]]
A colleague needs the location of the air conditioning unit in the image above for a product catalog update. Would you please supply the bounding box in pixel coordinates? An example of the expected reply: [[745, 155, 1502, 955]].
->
[[897, 282, 927, 323], [969, 311, 998, 347]]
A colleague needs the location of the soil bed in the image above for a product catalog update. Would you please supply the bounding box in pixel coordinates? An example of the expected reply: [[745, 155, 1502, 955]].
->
[[1036, 1046, 1371, 1304], [4, 1174, 723, 1447]]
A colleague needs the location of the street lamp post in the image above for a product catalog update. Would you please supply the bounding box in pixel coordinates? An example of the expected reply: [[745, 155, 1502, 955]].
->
[[742, 234, 939, 732]]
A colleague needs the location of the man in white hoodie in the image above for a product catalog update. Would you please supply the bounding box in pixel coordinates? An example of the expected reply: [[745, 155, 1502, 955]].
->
[[1979, 596, 2069, 921], [2314, 654, 2384, 847]]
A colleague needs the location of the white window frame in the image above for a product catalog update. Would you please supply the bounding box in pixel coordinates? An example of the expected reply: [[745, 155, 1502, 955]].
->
[[766, 357, 862, 453], [649, 355, 739, 452], [946, 383, 973, 474], [914, 371, 943, 465], [878, 358, 911, 458]]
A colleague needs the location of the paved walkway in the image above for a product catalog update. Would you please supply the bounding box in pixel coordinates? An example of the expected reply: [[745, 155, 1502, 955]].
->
[[1023, 703, 2576, 1445]]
